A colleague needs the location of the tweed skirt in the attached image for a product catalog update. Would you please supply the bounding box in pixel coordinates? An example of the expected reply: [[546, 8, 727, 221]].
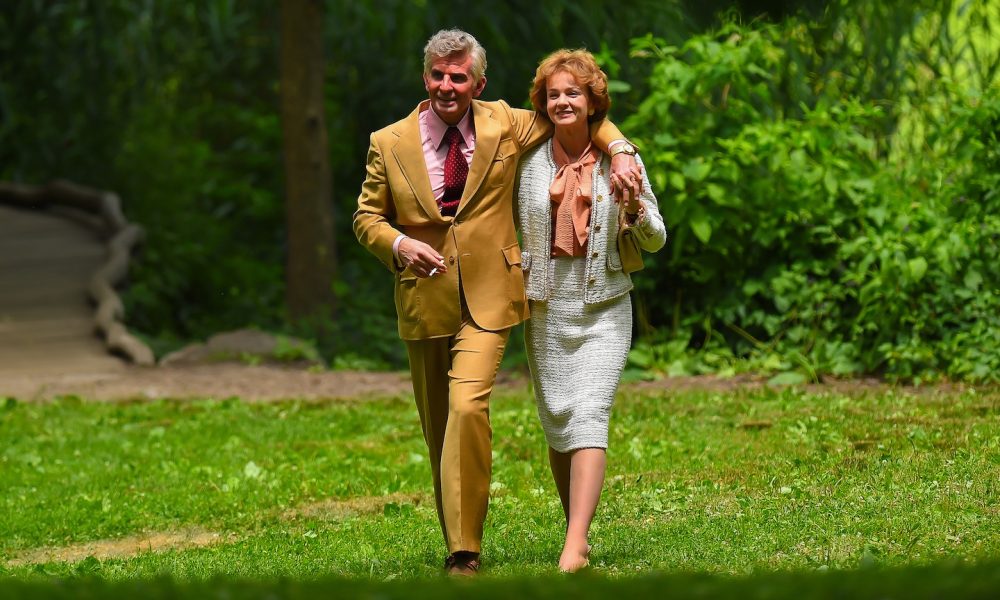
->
[[525, 257, 632, 453]]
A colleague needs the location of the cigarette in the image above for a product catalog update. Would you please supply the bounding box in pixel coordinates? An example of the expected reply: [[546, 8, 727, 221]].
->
[[429, 267, 438, 277]]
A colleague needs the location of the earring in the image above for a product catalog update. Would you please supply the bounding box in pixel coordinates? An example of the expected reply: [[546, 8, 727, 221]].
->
[[588, 108, 594, 116]]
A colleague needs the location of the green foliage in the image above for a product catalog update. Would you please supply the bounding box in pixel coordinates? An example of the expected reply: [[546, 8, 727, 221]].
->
[[2, 1, 997, 380], [0, 0, 691, 366], [624, 12, 1000, 383]]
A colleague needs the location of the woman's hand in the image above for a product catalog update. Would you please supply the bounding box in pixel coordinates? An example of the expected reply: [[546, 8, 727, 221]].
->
[[609, 154, 642, 204], [624, 177, 642, 215]]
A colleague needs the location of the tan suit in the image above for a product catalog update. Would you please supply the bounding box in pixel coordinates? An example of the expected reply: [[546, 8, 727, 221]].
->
[[354, 98, 624, 553]]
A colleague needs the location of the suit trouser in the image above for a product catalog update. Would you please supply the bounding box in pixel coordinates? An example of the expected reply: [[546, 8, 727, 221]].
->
[[405, 308, 509, 554]]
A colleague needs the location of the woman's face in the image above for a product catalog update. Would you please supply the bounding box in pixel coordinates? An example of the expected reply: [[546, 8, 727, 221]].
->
[[545, 70, 589, 130]]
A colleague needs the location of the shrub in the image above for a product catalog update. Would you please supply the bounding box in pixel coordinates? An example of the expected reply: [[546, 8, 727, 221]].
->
[[624, 20, 999, 382]]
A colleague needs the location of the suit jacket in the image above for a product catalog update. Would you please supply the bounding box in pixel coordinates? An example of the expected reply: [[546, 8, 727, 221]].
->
[[354, 99, 625, 340]]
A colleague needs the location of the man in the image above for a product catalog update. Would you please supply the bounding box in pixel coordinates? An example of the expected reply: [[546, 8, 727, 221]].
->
[[354, 29, 640, 575]]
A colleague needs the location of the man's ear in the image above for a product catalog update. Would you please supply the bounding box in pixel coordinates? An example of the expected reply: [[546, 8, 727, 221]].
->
[[473, 75, 487, 98], [423, 73, 431, 92]]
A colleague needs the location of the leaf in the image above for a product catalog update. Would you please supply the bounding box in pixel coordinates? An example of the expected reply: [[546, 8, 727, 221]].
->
[[654, 132, 677, 147], [964, 270, 983, 290], [75, 556, 102, 575], [243, 461, 262, 479], [690, 216, 712, 243], [682, 158, 711, 182], [867, 206, 888, 227], [823, 170, 838, 196], [907, 257, 928, 282], [851, 178, 875, 193], [767, 371, 807, 387], [628, 346, 654, 369], [706, 183, 729, 205], [621, 368, 655, 383], [20, 452, 42, 468], [667, 359, 691, 377], [669, 172, 685, 191], [608, 80, 632, 94]]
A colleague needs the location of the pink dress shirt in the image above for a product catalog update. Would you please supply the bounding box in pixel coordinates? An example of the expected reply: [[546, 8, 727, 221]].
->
[[392, 105, 476, 259], [419, 105, 476, 201]]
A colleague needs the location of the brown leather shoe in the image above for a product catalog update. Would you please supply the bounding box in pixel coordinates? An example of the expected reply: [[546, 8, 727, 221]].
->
[[444, 551, 481, 576]]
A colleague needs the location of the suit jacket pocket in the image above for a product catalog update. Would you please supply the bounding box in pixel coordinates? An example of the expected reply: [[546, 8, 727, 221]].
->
[[502, 243, 526, 307], [394, 273, 421, 323], [489, 138, 518, 188]]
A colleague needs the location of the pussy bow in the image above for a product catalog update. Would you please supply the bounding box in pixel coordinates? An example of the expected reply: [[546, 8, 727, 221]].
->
[[549, 140, 598, 251]]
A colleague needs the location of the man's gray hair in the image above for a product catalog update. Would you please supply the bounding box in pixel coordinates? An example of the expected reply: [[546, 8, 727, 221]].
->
[[423, 29, 487, 84]]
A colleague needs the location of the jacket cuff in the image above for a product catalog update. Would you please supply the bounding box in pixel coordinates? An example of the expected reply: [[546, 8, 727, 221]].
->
[[629, 207, 658, 243]]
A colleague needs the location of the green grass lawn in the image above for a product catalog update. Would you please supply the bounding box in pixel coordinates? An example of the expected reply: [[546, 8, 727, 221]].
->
[[1, 385, 998, 586]]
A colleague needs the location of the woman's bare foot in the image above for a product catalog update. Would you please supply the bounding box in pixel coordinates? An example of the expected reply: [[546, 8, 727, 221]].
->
[[558, 542, 591, 573]]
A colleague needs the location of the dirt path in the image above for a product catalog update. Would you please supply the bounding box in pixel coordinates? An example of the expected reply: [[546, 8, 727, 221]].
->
[[0, 362, 974, 403], [0, 364, 415, 402], [6, 492, 428, 567]]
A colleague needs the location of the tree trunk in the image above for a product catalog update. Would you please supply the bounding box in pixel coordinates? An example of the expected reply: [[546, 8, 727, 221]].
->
[[280, 0, 336, 320]]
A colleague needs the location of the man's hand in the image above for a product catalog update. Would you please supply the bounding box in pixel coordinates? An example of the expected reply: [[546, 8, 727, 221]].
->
[[397, 237, 447, 278], [609, 154, 643, 204]]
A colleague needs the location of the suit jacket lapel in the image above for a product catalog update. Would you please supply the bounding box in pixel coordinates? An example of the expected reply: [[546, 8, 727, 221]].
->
[[458, 101, 500, 216], [391, 104, 443, 221]]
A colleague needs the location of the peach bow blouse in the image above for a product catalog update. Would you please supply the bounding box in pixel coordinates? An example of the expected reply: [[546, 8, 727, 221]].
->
[[549, 139, 600, 257]]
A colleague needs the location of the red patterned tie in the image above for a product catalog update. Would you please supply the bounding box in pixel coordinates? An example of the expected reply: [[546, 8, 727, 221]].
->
[[440, 126, 467, 217]]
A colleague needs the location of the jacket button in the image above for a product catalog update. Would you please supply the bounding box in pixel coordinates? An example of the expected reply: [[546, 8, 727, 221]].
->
[[449, 256, 455, 265], [588, 278, 596, 285], [597, 194, 604, 202], [594, 224, 602, 232], [591, 251, 599, 258]]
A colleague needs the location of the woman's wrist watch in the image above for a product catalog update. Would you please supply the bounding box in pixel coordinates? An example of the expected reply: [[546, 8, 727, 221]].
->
[[610, 142, 637, 157]]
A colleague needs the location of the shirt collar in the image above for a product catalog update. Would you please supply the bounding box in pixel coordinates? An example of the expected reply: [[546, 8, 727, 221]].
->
[[421, 103, 475, 150]]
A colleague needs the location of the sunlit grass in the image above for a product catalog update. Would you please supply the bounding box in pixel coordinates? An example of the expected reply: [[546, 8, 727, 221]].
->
[[1, 386, 998, 581]]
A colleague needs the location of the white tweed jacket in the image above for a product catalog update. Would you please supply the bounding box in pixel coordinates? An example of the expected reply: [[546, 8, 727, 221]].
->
[[516, 140, 667, 304]]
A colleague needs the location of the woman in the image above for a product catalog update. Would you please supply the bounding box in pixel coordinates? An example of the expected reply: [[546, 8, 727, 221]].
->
[[516, 49, 667, 572]]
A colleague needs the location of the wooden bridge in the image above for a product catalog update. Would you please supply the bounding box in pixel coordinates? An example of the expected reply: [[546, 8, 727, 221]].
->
[[0, 182, 153, 377]]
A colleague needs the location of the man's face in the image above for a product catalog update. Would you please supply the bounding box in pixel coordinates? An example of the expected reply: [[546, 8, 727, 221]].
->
[[423, 53, 486, 125]]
